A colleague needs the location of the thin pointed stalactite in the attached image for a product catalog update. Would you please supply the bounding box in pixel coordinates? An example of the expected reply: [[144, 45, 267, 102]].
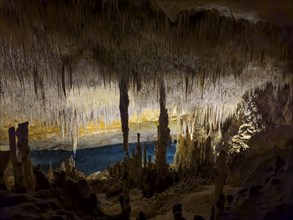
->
[[61, 61, 66, 98], [33, 66, 39, 98], [119, 79, 130, 152]]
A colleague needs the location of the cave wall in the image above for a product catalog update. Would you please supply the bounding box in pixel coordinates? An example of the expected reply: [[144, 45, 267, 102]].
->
[[0, 0, 292, 153]]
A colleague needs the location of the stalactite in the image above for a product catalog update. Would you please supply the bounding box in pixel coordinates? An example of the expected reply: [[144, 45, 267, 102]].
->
[[33, 66, 39, 98], [119, 78, 130, 151], [0, 0, 292, 142], [71, 110, 79, 157], [61, 60, 66, 98]]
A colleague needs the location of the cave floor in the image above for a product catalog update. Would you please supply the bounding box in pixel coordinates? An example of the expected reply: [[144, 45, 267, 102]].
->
[[100, 183, 239, 220]]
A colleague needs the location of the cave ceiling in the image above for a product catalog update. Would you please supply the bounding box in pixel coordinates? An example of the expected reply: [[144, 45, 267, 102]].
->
[[0, 0, 292, 142]]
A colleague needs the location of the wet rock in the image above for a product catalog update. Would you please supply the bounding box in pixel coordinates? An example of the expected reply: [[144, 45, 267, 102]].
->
[[0, 194, 28, 208], [0, 172, 7, 190], [48, 199, 63, 210], [249, 185, 263, 197], [35, 200, 50, 212], [193, 215, 205, 220], [34, 189, 50, 199], [54, 171, 66, 188], [76, 179, 90, 200], [270, 179, 282, 187], [34, 168, 50, 191], [274, 156, 286, 174]]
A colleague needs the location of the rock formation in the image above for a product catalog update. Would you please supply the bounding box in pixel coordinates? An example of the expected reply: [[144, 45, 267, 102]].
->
[[215, 150, 227, 203], [155, 81, 170, 190], [0, 1, 292, 219], [8, 122, 35, 192], [119, 79, 130, 152]]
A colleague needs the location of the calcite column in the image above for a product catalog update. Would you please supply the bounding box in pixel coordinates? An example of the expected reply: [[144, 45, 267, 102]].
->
[[155, 81, 170, 188], [48, 162, 54, 182], [215, 150, 227, 202], [143, 143, 147, 169], [147, 155, 152, 171], [119, 79, 130, 152], [8, 127, 20, 188], [16, 122, 35, 192], [136, 133, 142, 186], [194, 141, 200, 176], [204, 136, 212, 165]]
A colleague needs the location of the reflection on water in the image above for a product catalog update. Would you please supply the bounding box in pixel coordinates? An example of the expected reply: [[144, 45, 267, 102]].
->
[[31, 142, 176, 176]]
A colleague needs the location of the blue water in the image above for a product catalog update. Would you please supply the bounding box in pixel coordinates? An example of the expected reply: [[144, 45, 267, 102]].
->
[[31, 142, 176, 176]]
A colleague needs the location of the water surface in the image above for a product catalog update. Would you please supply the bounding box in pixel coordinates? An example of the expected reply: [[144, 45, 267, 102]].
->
[[31, 142, 176, 176]]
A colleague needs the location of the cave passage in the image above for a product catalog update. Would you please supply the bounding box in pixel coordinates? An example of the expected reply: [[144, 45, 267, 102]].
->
[[0, 0, 293, 220]]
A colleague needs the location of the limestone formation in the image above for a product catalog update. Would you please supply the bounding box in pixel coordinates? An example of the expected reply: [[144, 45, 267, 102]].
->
[[15, 122, 35, 192], [0, 1, 292, 219], [47, 162, 54, 183], [147, 155, 152, 171], [33, 165, 50, 191], [155, 81, 170, 189], [204, 136, 212, 165], [119, 79, 130, 152], [135, 133, 142, 186], [143, 143, 147, 169], [8, 127, 21, 189], [8, 123, 35, 192], [214, 150, 227, 219], [122, 157, 131, 219]]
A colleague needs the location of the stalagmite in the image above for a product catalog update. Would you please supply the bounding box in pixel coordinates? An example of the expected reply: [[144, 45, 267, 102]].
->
[[60, 162, 66, 172], [204, 136, 212, 165], [122, 157, 131, 219], [155, 81, 170, 189], [47, 162, 54, 182], [136, 133, 142, 186], [119, 79, 130, 151], [214, 150, 227, 220], [8, 127, 20, 188], [16, 122, 35, 192], [9, 124, 34, 191], [148, 155, 152, 170], [143, 143, 147, 169]]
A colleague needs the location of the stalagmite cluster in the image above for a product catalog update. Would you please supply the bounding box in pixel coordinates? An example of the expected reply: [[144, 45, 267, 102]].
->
[[8, 122, 35, 192]]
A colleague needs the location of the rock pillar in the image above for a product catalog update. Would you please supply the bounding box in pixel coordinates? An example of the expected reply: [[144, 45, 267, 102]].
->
[[9, 123, 35, 191], [136, 133, 142, 185], [143, 143, 147, 169], [155, 81, 170, 189], [119, 79, 130, 152], [204, 136, 212, 165], [9, 127, 20, 188], [215, 150, 227, 202], [16, 122, 35, 192]]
